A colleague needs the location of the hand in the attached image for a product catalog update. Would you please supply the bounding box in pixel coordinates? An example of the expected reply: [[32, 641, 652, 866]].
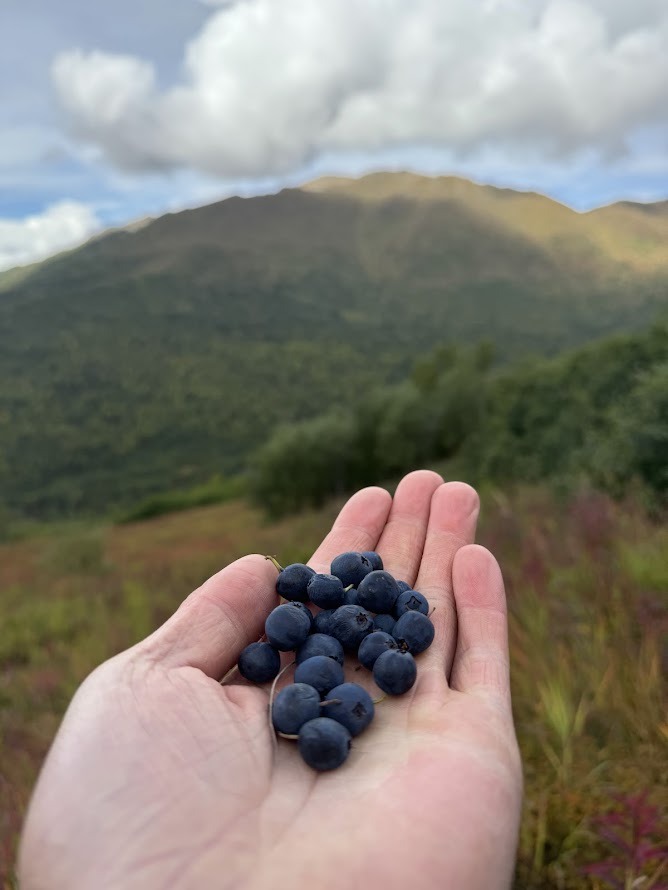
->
[[19, 471, 522, 890]]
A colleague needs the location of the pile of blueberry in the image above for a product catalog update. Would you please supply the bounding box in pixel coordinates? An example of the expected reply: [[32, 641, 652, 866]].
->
[[237, 551, 434, 772]]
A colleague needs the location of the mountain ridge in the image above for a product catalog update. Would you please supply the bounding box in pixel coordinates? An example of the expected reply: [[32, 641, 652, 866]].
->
[[2, 172, 667, 285]]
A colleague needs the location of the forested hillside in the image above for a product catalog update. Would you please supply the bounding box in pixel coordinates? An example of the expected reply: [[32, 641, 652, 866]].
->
[[1, 173, 666, 519], [251, 323, 668, 514]]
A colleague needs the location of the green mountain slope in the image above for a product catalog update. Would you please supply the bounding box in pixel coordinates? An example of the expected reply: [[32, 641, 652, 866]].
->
[[1, 173, 666, 519]]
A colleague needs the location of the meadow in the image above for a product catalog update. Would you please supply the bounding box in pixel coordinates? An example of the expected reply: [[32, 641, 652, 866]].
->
[[0, 483, 665, 889]]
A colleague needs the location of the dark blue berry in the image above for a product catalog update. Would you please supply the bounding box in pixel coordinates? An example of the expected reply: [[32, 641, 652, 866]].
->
[[357, 570, 400, 614], [294, 655, 345, 697], [373, 613, 396, 635], [237, 641, 281, 684], [272, 683, 320, 734], [331, 552, 373, 588], [396, 580, 412, 593], [394, 589, 429, 617], [358, 631, 398, 669], [330, 604, 374, 650], [265, 602, 312, 650], [373, 649, 417, 695], [298, 717, 352, 771], [296, 633, 345, 666], [361, 551, 383, 571], [343, 587, 359, 605], [313, 608, 335, 635], [290, 600, 314, 629], [276, 563, 315, 602], [393, 611, 435, 654], [322, 683, 375, 736], [307, 573, 345, 609]]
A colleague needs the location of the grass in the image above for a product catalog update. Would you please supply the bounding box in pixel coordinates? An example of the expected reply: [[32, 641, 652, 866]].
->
[[0, 486, 666, 888]]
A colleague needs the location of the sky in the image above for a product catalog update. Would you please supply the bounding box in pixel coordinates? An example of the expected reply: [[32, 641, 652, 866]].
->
[[1, 0, 667, 271]]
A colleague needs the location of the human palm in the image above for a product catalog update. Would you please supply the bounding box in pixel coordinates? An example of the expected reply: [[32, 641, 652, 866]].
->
[[19, 472, 522, 890]]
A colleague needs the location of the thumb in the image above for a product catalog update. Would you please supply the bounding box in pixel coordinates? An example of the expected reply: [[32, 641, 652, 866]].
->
[[139, 554, 279, 679]]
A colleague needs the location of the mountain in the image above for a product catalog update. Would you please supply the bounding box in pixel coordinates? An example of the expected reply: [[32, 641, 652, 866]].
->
[[305, 173, 668, 274], [1, 173, 666, 519]]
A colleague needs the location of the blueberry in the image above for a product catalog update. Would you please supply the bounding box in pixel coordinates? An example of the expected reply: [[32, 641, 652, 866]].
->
[[357, 570, 400, 614], [322, 683, 375, 736], [394, 589, 429, 617], [331, 551, 374, 588], [313, 608, 336, 635], [373, 613, 396, 635], [276, 563, 315, 603], [373, 649, 417, 695], [392, 611, 435, 654], [343, 587, 359, 605], [237, 641, 281, 684], [330, 604, 374, 650], [298, 717, 352, 771], [296, 633, 345, 666], [358, 631, 398, 670], [265, 602, 312, 650], [361, 551, 384, 571], [396, 580, 412, 593], [294, 655, 345, 697], [272, 683, 321, 734], [290, 600, 315, 629], [307, 573, 345, 609]]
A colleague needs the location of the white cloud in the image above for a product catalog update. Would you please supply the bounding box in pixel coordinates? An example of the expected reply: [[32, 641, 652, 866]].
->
[[0, 201, 101, 272], [51, 0, 668, 179]]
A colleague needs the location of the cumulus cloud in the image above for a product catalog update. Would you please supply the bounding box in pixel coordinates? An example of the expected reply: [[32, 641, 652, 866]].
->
[[0, 201, 101, 272], [51, 0, 668, 178]]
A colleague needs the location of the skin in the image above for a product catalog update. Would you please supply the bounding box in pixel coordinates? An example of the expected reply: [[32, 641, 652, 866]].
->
[[18, 471, 523, 890]]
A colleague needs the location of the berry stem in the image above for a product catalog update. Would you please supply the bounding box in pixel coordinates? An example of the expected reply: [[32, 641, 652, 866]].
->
[[264, 555, 284, 572], [319, 698, 342, 707], [268, 660, 296, 748], [344, 584, 355, 592], [277, 732, 299, 740], [372, 695, 386, 704], [219, 664, 239, 685]]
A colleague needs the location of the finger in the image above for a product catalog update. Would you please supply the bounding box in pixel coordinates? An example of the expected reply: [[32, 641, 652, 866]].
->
[[413, 482, 480, 682], [140, 554, 279, 678], [449, 545, 511, 707], [308, 486, 392, 574], [152, 487, 392, 679], [374, 470, 444, 586]]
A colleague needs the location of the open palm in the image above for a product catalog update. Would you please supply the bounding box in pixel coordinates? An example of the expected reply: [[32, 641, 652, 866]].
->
[[19, 472, 522, 890]]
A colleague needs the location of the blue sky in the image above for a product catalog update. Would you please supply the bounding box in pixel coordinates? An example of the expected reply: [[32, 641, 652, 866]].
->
[[1, 0, 667, 270]]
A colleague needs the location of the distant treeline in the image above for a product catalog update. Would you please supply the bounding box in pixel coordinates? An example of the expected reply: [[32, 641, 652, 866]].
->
[[250, 322, 668, 515]]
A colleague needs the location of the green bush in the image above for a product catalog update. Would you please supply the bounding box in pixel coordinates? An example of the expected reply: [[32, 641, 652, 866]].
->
[[116, 474, 246, 523], [252, 414, 359, 516]]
